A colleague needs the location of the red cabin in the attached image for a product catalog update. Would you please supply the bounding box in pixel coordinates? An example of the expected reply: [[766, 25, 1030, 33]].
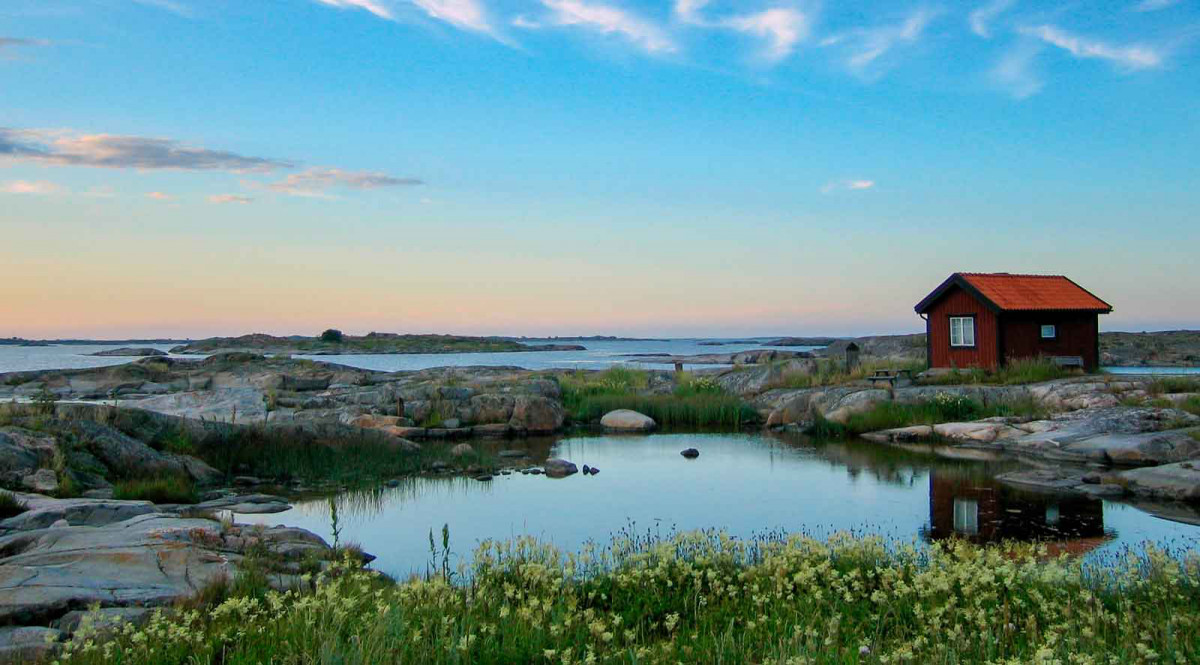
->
[[914, 273, 1112, 372]]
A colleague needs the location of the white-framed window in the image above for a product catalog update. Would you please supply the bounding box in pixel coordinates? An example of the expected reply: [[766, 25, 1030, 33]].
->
[[953, 498, 979, 535], [1041, 324, 1056, 339], [949, 316, 975, 347]]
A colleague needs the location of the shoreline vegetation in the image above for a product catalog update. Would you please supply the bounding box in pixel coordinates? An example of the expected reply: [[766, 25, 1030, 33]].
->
[[53, 529, 1200, 665]]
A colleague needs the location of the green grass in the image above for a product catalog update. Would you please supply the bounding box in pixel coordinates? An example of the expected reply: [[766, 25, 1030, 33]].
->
[[56, 531, 1200, 665], [112, 475, 199, 504], [0, 491, 27, 519], [559, 368, 758, 428], [1150, 377, 1200, 395], [1181, 396, 1200, 416], [810, 393, 1047, 437], [918, 358, 1080, 386]]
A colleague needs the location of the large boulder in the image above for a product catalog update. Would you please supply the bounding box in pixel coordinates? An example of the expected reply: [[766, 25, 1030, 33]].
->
[[0, 429, 56, 487], [0, 510, 331, 626], [124, 388, 267, 423], [509, 396, 565, 434], [0, 495, 157, 531], [600, 410, 657, 432], [822, 389, 891, 424], [1120, 462, 1200, 501]]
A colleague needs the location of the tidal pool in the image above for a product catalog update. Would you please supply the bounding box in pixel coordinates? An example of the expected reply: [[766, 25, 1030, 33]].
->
[[241, 432, 1200, 578]]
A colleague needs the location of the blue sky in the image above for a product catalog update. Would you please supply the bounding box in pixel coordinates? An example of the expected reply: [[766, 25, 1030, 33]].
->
[[1, 0, 1198, 338]]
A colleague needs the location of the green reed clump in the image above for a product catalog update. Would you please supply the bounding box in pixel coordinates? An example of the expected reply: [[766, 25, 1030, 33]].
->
[[559, 369, 757, 428], [920, 358, 1081, 387], [811, 393, 1046, 437], [56, 531, 1200, 665], [0, 491, 27, 519], [113, 474, 199, 504], [1149, 376, 1200, 395]]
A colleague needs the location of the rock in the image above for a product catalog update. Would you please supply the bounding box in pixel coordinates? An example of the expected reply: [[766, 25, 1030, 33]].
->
[[125, 388, 268, 423], [823, 389, 891, 424], [233, 475, 262, 486], [49, 519, 69, 529], [385, 479, 401, 488], [582, 464, 591, 474], [52, 607, 151, 635], [0, 496, 156, 531], [509, 396, 565, 434], [350, 414, 402, 429], [1120, 462, 1200, 501], [600, 409, 657, 432], [429, 461, 449, 471], [81, 488, 114, 499], [21, 468, 58, 494], [498, 449, 528, 459], [589, 466, 599, 475], [473, 424, 512, 438], [543, 459, 578, 478], [442, 418, 462, 429], [860, 425, 933, 444], [449, 443, 475, 457], [1082, 472, 1102, 484], [680, 448, 700, 459], [0, 429, 57, 486], [473, 475, 493, 482], [0, 512, 332, 626], [0, 626, 62, 661]]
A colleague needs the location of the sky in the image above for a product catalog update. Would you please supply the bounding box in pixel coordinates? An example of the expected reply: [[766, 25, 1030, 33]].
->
[[1, 0, 1198, 339]]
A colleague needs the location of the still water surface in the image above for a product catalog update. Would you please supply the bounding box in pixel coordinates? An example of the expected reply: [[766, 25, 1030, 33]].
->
[[241, 432, 1200, 579]]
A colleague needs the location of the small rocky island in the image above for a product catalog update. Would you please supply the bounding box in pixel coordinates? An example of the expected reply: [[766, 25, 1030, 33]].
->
[[168, 332, 585, 356], [88, 347, 167, 357]]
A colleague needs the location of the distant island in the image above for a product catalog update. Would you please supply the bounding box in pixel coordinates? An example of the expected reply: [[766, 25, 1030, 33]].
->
[[168, 332, 586, 356]]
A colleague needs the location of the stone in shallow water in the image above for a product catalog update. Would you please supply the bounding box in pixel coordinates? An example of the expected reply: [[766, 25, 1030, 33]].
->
[[600, 409, 657, 432], [543, 459, 577, 478], [680, 448, 700, 459]]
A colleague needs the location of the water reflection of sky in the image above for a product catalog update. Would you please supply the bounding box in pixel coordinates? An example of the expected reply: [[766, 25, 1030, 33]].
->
[[240, 432, 1200, 579]]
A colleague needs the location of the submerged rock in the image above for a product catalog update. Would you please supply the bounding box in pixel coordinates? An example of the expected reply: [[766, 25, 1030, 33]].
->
[[543, 459, 578, 478], [449, 443, 475, 457], [680, 448, 700, 459]]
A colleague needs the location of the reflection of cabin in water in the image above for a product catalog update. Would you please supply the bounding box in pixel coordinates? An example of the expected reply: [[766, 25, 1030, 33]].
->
[[924, 472, 1109, 554]]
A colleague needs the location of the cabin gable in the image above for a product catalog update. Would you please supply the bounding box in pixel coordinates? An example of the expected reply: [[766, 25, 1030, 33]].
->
[[924, 284, 1000, 370]]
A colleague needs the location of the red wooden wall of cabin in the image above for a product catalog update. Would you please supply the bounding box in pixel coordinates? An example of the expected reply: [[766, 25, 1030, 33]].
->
[[1001, 312, 1100, 370], [926, 286, 999, 370]]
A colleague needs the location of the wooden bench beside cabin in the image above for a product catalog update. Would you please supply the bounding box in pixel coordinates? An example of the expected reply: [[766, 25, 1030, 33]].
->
[[867, 369, 914, 388]]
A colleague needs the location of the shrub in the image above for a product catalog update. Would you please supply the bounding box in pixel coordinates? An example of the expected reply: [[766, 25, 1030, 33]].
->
[[0, 492, 27, 519], [113, 475, 199, 504], [319, 329, 344, 343], [1150, 377, 1200, 395], [54, 532, 1200, 665], [919, 358, 1078, 386]]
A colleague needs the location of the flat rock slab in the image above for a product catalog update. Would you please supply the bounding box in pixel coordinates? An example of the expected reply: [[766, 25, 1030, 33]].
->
[[0, 495, 157, 532], [0, 511, 330, 627], [1120, 463, 1200, 501], [0, 625, 63, 662]]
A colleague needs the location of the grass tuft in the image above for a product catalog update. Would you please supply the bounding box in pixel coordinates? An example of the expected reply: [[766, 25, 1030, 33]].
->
[[113, 475, 199, 504], [559, 368, 757, 427], [0, 491, 27, 519]]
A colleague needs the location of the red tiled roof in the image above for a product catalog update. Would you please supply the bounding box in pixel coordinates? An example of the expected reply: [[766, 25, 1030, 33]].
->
[[958, 273, 1112, 312]]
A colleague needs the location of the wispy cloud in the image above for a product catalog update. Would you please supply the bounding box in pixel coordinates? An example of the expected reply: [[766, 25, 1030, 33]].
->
[[314, 0, 494, 34], [1, 180, 65, 195], [991, 41, 1043, 98], [1132, 0, 1181, 12], [1019, 24, 1164, 70], [0, 128, 293, 173], [968, 0, 1014, 39], [530, 0, 677, 54], [131, 0, 193, 17], [0, 37, 49, 57], [314, 0, 394, 20], [145, 191, 175, 201], [209, 194, 254, 205], [822, 8, 937, 73], [260, 167, 423, 198], [675, 1, 811, 62], [821, 179, 875, 193]]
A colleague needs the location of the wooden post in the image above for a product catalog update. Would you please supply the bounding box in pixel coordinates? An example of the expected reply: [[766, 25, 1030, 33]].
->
[[674, 362, 684, 374], [845, 342, 861, 372]]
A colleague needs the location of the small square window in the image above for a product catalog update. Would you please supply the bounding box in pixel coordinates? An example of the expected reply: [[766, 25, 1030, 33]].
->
[[953, 498, 979, 535], [950, 317, 975, 347], [1041, 325, 1056, 339]]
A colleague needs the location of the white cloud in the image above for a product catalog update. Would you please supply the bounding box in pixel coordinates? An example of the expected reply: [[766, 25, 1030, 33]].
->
[[674, 1, 810, 62], [823, 8, 937, 73], [209, 194, 253, 204], [314, 0, 494, 34], [260, 167, 423, 197], [991, 42, 1043, 98], [0, 128, 292, 173], [1019, 24, 1164, 70], [1133, 0, 1181, 12], [1, 180, 64, 195], [821, 179, 875, 193], [969, 0, 1014, 39], [145, 191, 175, 201], [534, 0, 677, 53], [132, 0, 193, 17]]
